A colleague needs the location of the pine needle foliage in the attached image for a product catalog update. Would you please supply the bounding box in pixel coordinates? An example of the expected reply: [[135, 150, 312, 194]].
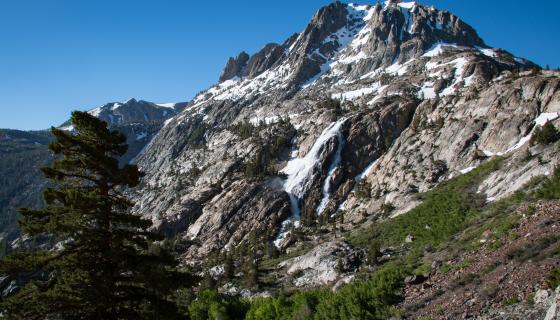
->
[[0, 111, 192, 319]]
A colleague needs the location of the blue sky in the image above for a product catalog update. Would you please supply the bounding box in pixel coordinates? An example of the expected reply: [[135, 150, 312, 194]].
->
[[1, 0, 559, 130]]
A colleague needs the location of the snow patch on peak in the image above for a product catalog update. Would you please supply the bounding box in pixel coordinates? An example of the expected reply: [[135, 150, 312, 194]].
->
[[417, 82, 436, 100], [398, 1, 417, 9], [535, 112, 560, 126], [302, 4, 373, 88], [385, 59, 415, 76], [476, 46, 497, 58], [423, 43, 460, 57], [111, 103, 123, 111], [514, 57, 528, 65], [484, 112, 560, 156], [459, 166, 477, 174], [427, 57, 471, 96], [156, 102, 178, 109], [348, 3, 370, 11], [384, 1, 417, 9], [331, 82, 382, 101], [60, 125, 75, 132], [88, 107, 102, 117]]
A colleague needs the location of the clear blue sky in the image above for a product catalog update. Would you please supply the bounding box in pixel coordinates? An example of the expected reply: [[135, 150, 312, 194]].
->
[[1, 0, 559, 130]]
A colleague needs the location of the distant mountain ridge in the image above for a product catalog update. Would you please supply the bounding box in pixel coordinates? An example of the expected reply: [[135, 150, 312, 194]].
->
[[0, 98, 183, 242]]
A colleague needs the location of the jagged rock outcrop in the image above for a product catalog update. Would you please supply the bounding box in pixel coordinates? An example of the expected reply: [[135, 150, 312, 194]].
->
[[185, 181, 291, 256], [244, 44, 285, 79], [340, 73, 560, 221], [356, 1, 485, 70], [219, 52, 249, 82]]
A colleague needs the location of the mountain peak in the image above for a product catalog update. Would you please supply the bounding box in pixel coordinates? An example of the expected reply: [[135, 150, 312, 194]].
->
[[82, 98, 182, 126], [216, 1, 489, 87]]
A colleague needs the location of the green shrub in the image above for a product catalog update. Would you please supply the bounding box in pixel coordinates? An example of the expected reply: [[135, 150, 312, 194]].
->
[[230, 120, 258, 140], [531, 121, 559, 145], [318, 98, 341, 111], [367, 159, 501, 251], [533, 166, 560, 199], [354, 180, 371, 199], [314, 264, 407, 320], [244, 290, 326, 320], [347, 158, 503, 262], [380, 202, 396, 215], [366, 240, 382, 265], [188, 289, 248, 320], [546, 268, 560, 289], [243, 264, 407, 320], [502, 296, 520, 306]]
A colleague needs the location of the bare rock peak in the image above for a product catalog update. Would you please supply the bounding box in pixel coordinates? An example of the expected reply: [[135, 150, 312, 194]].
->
[[219, 51, 250, 83], [217, 1, 490, 86]]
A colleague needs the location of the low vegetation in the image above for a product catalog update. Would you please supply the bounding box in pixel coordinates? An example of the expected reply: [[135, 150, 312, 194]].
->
[[349, 158, 502, 253], [531, 121, 559, 146], [181, 263, 407, 320]]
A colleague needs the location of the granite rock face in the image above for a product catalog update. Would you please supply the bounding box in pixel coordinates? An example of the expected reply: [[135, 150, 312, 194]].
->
[[278, 241, 362, 288], [131, 2, 556, 264]]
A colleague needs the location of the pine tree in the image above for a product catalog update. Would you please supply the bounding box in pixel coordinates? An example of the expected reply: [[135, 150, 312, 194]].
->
[[0, 111, 193, 319], [243, 256, 259, 290], [531, 121, 560, 145], [264, 241, 278, 259], [223, 253, 234, 282], [200, 267, 217, 291]]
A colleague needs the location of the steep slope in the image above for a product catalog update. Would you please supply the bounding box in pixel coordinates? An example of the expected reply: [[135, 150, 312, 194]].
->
[[132, 0, 553, 262], [0, 130, 53, 240]]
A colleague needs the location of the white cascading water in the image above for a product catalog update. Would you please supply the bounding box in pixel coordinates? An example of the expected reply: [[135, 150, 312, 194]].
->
[[274, 118, 347, 246], [316, 123, 346, 214]]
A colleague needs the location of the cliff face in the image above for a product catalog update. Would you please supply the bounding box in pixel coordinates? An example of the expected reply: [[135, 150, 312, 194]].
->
[[132, 1, 558, 261]]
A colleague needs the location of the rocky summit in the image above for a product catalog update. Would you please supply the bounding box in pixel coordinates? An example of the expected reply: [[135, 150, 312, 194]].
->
[[2, 1, 560, 318]]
